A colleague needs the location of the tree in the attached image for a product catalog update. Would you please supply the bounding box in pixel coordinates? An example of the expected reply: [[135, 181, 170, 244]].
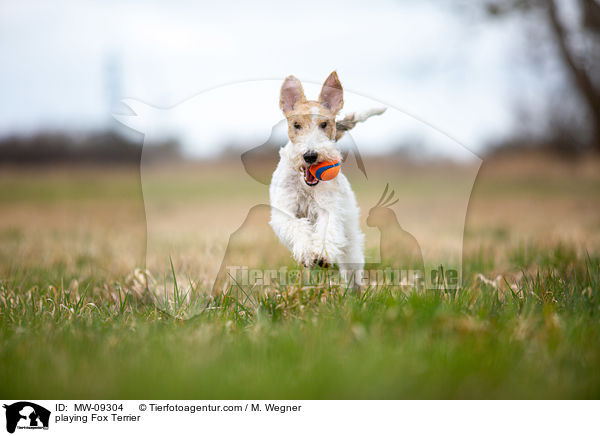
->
[[486, 0, 600, 152]]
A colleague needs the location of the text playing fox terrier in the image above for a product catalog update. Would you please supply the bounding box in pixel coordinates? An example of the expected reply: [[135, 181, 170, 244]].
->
[[269, 71, 384, 287]]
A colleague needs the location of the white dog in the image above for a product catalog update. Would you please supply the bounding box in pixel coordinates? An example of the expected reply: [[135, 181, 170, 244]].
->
[[269, 71, 384, 286]]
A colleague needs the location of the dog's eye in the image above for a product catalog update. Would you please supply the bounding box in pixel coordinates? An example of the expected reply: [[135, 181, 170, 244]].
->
[[294, 122, 302, 130], [320, 121, 328, 129]]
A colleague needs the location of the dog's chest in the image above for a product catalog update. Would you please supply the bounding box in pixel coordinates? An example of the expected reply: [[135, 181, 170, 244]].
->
[[294, 187, 332, 222], [295, 193, 316, 221]]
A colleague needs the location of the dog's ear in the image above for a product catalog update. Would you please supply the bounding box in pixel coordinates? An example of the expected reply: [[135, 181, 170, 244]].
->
[[280, 76, 306, 115], [319, 71, 343, 114]]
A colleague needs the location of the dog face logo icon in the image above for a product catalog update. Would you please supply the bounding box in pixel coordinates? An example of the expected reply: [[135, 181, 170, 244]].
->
[[3, 402, 50, 433]]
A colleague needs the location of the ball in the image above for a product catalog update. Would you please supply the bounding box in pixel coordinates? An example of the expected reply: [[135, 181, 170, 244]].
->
[[309, 160, 341, 181]]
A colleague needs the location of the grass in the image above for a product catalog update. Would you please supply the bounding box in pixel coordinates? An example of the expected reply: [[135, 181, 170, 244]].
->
[[0, 251, 599, 399], [0, 157, 599, 399]]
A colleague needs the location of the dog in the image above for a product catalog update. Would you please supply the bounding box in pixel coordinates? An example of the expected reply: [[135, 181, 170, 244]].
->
[[269, 71, 384, 287]]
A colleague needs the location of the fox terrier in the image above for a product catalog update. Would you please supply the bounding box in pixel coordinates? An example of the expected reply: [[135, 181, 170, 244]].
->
[[269, 71, 384, 286]]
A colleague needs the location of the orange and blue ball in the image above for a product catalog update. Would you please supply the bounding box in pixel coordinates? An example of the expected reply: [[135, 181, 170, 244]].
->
[[309, 160, 341, 181]]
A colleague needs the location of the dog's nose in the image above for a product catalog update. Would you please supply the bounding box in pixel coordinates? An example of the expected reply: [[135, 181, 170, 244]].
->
[[303, 151, 318, 164]]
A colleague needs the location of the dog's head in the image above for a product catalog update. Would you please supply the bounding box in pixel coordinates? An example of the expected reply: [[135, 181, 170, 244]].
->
[[279, 71, 344, 186]]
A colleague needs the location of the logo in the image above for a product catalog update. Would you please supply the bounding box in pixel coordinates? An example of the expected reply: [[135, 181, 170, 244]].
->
[[3, 402, 50, 434]]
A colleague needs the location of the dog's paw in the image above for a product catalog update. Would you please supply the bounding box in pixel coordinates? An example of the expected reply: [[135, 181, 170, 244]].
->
[[311, 257, 330, 269], [310, 238, 342, 267], [293, 245, 332, 268], [299, 252, 331, 269], [305, 244, 333, 269], [291, 237, 314, 267]]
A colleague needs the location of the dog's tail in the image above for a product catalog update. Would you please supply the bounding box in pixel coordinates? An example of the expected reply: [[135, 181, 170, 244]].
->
[[335, 107, 386, 141]]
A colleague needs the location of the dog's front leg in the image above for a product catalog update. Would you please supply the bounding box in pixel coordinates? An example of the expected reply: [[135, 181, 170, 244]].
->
[[312, 207, 346, 267], [269, 206, 316, 266]]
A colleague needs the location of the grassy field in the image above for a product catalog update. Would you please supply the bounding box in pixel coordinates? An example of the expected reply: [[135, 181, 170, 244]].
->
[[1, 153, 599, 399]]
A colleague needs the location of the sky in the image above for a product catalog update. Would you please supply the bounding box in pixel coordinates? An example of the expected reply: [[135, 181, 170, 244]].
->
[[0, 0, 558, 158]]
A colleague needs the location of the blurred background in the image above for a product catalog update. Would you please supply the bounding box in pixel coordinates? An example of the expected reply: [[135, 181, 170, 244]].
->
[[0, 0, 599, 285], [1, 0, 599, 157], [3, 0, 600, 400]]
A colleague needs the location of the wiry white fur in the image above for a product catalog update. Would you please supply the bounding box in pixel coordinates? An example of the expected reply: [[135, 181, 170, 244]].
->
[[353, 107, 386, 122], [269, 137, 365, 287]]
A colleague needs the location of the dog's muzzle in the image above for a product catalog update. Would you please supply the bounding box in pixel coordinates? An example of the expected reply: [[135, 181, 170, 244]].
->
[[302, 166, 319, 186], [301, 151, 319, 186]]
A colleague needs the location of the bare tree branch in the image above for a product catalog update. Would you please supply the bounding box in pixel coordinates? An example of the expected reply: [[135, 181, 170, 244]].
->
[[545, 0, 600, 150]]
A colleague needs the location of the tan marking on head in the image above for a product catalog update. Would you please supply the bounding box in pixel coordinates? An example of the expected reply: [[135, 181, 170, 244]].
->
[[285, 102, 336, 143], [280, 72, 344, 144]]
